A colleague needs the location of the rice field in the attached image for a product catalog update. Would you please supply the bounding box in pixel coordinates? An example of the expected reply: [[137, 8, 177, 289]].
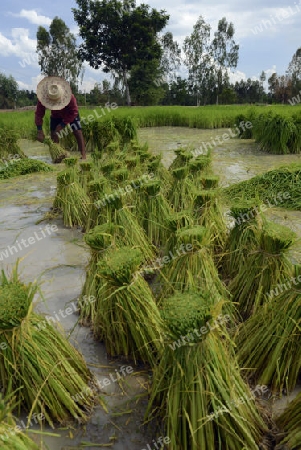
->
[[1, 105, 301, 449]]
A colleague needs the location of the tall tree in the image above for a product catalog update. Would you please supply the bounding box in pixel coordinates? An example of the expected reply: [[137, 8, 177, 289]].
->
[[73, 0, 169, 105], [287, 48, 301, 95], [36, 17, 84, 91], [210, 17, 239, 104], [183, 16, 239, 105]]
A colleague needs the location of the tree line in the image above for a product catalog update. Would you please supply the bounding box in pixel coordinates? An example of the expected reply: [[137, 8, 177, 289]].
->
[[1, 0, 300, 108]]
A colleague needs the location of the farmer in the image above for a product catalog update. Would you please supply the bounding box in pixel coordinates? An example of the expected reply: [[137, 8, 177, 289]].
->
[[35, 76, 86, 159]]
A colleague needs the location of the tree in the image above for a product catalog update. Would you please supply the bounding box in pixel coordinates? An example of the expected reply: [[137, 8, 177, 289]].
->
[[158, 31, 182, 84], [210, 17, 239, 104], [183, 16, 239, 105], [73, 0, 169, 106], [36, 17, 84, 91], [0, 73, 18, 109], [287, 48, 301, 95]]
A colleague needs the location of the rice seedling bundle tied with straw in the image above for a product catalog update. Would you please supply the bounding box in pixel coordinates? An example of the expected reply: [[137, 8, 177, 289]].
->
[[0, 265, 98, 427], [228, 220, 295, 320], [236, 264, 301, 394], [146, 291, 268, 450], [43, 137, 69, 163], [94, 246, 164, 366], [276, 390, 301, 449]]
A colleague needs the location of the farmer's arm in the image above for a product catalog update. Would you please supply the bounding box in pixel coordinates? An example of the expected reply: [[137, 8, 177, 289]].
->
[[35, 101, 46, 142]]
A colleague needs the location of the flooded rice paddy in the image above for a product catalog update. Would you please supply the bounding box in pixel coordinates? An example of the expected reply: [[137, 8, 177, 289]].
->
[[0, 128, 301, 448]]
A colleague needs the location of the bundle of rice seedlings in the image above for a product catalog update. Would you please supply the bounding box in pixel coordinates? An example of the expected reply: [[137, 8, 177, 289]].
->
[[83, 119, 120, 155], [111, 116, 137, 144], [253, 113, 300, 154], [223, 200, 261, 279], [104, 197, 156, 262], [0, 266, 98, 427], [85, 178, 108, 232], [193, 189, 228, 256], [100, 159, 120, 178], [163, 210, 195, 254], [94, 246, 164, 365], [79, 161, 94, 193], [139, 180, 172, 247], [276, 391, 301, 449], [157, 225, 229, 306], [202, 175, 220, 189], [145, 292, 267, 450], [229, 220, 295, 320], [43, 137, 69, 163], [0, 159, 53, 180], [168, 166, 195, 211], [169, 148, 193, 171], [79, 223, 124, 325], [236, 264, 301, 394], [0, 393, 41, 450], [224, 163, 301, 210], [55, 170, 90, 228], [0, 128, 26, 160], [64, 157, 78, 167]]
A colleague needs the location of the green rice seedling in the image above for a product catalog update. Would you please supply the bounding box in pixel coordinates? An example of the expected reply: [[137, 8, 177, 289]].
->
[[193, 189, 228, 257], [83, 119, 120, 155], [85, 178, 109, 232], [229, 220, 295, 320], [224, 163, 301, 210], [202, 175, 220, 189], [79, 161, 94, 193], [64, 157, 78, 167], [164, 210, 195, 254], [138, 180, 172, 247], [111, 116, 137, 144], [157, 225, 229, 307], [169, 148, 193, 171], [233, 109, 256, 139], [0, 159, 52, 180], [236, 264, 301, 394], [145, 291, 267, 450], [0, 393, 42, 449], [0, 265, 98, 427], [79, 223, 124, 325], [223, 200, 261, 279], [253, 113, 300, 154], [167, 166, 195, 211], [43, 137, 69, 163], [0, 128, 26, 160], [103, 196, 156, 262], [276, 390, 301, 449], [55, 170, 90, 228], [94, 246, 164, 365]]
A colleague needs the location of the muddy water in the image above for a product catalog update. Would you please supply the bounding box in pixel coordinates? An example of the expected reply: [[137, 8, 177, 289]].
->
[[0, 130, 301, 448]]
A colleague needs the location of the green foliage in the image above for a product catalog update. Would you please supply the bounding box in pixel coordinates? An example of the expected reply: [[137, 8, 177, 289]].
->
[[0, 159, 53, 179], [37, 16, 83, 89], [0, 73, 18, 109], [0, 128, 25, 159]]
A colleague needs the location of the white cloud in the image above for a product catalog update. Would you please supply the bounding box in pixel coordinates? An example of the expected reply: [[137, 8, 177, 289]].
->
[[17, 9, 51, 26]]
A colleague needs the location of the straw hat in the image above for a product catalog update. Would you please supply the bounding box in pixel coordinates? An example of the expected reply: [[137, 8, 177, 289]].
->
[[37, 77, 72, 110]]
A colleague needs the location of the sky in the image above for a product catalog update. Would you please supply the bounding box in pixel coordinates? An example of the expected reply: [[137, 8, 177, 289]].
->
[[0, 0, 300, 93]]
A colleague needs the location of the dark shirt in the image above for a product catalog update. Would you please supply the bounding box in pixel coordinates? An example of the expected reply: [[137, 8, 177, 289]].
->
[[35, 94, 79, 127]]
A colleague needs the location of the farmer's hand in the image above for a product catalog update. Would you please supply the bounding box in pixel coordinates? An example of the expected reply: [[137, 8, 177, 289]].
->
[[37, 130, 45, 143], [55, 124, 64, 134]]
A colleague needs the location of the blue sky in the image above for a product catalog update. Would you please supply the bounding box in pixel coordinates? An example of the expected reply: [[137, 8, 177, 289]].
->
[[0, 0, 300, 92]]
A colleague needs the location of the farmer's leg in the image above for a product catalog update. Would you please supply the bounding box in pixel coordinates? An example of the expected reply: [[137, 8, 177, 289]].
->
[[71, 115, 86, 159], [50, 117, 61, 143]]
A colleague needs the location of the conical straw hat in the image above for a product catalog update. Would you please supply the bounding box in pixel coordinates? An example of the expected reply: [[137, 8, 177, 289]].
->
[[37, 76, 72, 110]]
